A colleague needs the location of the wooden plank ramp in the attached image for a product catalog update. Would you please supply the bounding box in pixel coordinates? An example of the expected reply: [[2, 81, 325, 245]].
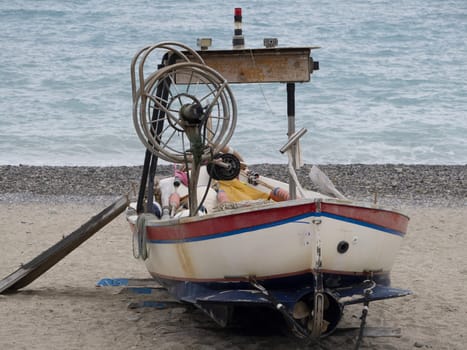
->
[[0, 195, 129, 294]]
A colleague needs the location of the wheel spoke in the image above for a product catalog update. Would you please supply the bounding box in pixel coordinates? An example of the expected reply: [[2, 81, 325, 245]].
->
[[150, 95, 178, 124], [185, 70, 197, 95], [156, 127, 179, 151]]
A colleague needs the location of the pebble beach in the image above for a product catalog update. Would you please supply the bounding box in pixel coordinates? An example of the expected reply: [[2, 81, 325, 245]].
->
[[0, 164, 465, 206], [0, 164, 466, 349]]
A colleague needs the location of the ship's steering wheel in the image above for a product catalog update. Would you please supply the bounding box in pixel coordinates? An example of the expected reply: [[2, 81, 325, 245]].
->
[[132, 43, 237, 165]]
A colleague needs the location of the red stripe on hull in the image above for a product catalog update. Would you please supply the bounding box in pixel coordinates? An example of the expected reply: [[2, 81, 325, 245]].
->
[[147, 202, 316, 241], [321, 202, 409, 235], [146, 201, 408, 241]]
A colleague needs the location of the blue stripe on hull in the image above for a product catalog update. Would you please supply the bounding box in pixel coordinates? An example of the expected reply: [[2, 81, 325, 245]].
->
[[148, 212, 405, 244]]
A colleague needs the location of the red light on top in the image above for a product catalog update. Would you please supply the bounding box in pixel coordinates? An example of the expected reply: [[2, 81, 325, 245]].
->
[[234, 8, 242, 16]]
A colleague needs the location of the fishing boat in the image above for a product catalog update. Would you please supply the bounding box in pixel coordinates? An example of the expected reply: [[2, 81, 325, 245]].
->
[[126, 9, 410, 341]]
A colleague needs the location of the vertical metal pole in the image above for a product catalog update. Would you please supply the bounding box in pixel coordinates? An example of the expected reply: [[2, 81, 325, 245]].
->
[[136, 53, 172, 214], [136, 150, 151, 213], [287, 83, 297, 199]]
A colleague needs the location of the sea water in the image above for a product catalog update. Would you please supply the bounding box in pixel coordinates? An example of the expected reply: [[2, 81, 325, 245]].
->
[[0, 0, 466, 166]]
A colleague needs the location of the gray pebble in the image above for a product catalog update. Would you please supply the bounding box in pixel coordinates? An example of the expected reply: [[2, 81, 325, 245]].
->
[[0, 164, 465, 207]]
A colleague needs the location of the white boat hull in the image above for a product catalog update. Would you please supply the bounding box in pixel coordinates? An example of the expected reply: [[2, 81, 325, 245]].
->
[[130, 198, 408, 284]]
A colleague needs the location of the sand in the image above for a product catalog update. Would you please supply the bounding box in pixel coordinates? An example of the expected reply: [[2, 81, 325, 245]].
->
[[1, 204, 465, 349], [0, 166, 466, 349]]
